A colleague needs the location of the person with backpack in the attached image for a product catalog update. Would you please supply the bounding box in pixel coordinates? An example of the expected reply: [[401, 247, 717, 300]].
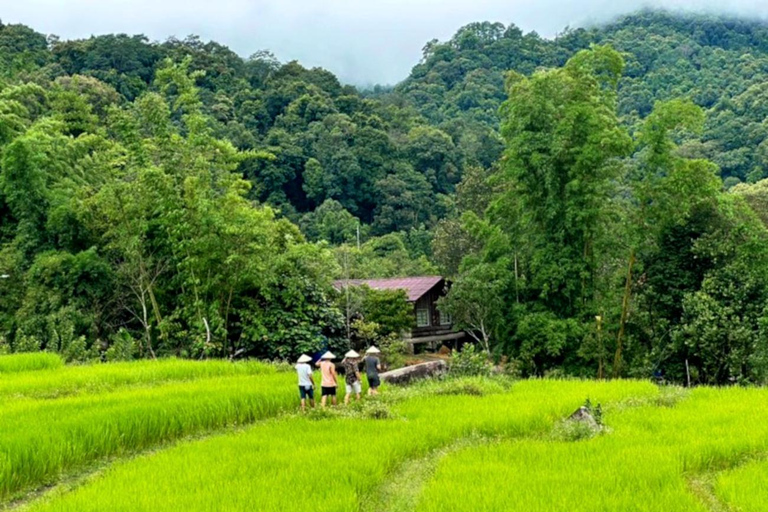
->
[[342, 350, 362, 405]]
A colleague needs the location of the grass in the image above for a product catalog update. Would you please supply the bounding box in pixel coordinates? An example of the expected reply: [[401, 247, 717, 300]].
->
[[0, 353, 62, 374], [21, 379, 657, 512], [6, 364, 767, 512], [0, 358, 276, 400], [0, 372, 297, 501], [715, 456, 768, 511], [415, 386, 768, 512]]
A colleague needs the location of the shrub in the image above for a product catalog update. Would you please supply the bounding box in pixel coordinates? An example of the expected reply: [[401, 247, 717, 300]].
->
[[449, 344, 491, 377]]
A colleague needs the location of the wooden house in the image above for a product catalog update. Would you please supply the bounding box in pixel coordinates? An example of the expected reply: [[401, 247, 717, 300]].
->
[[334, 276, 465, 352]]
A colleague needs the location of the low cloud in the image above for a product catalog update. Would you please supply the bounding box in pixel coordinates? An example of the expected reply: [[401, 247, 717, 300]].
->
[[2, 0, 768, 85]]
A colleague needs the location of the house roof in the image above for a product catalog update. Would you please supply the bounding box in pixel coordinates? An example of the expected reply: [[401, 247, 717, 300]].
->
[[334, 276, 444, 302]]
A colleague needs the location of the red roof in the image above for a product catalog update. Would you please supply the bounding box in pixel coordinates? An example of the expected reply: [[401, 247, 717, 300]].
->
[[334, 276, 444, 302]]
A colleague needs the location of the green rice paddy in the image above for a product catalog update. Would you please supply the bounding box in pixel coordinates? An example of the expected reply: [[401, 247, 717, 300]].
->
[[0, 353, 63, 374], [1, 358, 766, 512]]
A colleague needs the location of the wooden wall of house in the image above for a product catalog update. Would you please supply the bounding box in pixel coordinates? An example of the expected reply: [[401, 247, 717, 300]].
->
[[411, 280, 452, 337]]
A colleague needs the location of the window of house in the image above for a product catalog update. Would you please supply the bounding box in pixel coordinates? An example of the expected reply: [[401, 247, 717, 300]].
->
[[416, 308, 430, 327], [439, 309, 452, 325]]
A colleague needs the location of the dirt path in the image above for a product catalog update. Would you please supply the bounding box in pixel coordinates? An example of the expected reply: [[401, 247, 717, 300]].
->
[[360, 437, 488, 512], [688, 474, 735, 512], [687, 453, 768, 512]]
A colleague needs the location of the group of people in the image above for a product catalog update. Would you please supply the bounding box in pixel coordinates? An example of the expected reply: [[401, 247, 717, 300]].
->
[[294, 347, 382, 410]]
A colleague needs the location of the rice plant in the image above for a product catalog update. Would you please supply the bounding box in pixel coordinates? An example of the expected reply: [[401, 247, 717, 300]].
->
[[0, 353, 63, 374], [0, 372, 296, 501], [415, 386, 768, 512], [715, 457, 768, 511], [0, 358, 276, 400], [23, 380, 656, 512]]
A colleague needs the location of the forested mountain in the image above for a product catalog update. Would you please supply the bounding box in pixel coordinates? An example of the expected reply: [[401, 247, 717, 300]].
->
[[2, 10, 768, 242], [395, 10, 768, 185], [0, 24, 466, 240], [2, 11, 768, 383]]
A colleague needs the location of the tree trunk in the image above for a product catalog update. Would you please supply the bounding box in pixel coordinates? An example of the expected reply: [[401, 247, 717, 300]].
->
[[613, 250, 635, 378]]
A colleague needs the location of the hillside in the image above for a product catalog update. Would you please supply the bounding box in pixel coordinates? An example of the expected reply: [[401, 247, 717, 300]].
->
[[2, 11, 768, 382], [2, 10, 767, 239], [395, 10, 768, 184]]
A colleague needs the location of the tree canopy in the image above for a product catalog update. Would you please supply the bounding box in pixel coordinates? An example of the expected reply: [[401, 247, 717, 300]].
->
[[2, 12, 768, 382]]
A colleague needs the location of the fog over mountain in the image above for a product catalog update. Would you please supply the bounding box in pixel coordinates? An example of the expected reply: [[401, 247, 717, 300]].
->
[[2, 0, 768, 85]]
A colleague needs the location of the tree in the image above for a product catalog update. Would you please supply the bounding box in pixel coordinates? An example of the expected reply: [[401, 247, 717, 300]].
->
[[497, 45, 632, 318], [438, 261, 509, 355]]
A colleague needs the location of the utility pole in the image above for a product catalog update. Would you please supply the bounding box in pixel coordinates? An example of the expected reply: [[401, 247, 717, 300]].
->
[[344, 249, 352, 343], [356, 223, 361, 250]]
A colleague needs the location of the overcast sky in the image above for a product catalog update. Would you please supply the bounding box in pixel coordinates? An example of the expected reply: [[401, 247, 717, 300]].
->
[[2, 0, 768, 85]]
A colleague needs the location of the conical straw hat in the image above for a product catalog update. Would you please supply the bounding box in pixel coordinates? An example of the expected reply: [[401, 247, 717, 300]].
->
[[365, 346, 381, 354], [297, 354, 312, 363], [320, 351, 336, 360], [345, 350, 360, 358]]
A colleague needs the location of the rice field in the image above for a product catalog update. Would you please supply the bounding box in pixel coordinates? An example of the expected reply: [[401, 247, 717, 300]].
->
[[19, 380, 657, 512], [0, 353, 63, 374], [0, 359, 297, 502], [416, 387, 768, 512], [715, 457, 768, 511], [2, 358, 767, 512], [0, 357, 276, 399]]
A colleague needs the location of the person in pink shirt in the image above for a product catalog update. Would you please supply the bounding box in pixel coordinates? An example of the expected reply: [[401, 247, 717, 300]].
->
[[316, 351, 338, 407]]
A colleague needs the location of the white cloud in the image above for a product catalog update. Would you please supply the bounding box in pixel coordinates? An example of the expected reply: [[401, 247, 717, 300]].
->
[[1, 0, 768, 85]]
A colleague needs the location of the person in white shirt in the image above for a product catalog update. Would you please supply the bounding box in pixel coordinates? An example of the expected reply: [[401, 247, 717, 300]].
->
[[295, 354, 315, 411]]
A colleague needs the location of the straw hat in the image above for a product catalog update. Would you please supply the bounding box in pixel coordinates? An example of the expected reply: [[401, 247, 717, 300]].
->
[[297, 354, 312, 363], [345, 350, 360, 358], [320, 351, 336, 360], [365, 346, 381, 354]]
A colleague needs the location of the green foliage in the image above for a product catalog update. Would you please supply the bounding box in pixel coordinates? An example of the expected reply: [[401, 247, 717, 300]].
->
[[2, 12, 768, 382], [498, 45, 632, 317], [448, 344, 492, 377], [334, 233, 438, 279], [395, 11, 768, 183], [0, 59, 344, 361], [446, 47, 768, 384], [360, 287, 413, 337], [338, 285, 412, 351]]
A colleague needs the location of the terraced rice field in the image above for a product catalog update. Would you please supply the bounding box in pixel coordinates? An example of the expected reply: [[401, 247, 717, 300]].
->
[[0, 354, 297, 503], [0, 353, 62, 374], [1, 354, 766, 512]]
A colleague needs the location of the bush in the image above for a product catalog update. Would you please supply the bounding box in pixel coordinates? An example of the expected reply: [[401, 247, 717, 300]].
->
[[380, 333, 407, 370], [105, 329, 137, 362], [449, 344, 491, 377], [433, 376, 512, 396]]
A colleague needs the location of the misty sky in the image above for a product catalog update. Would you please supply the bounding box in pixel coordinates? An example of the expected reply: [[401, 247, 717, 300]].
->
[[2, 0, 768, 85]]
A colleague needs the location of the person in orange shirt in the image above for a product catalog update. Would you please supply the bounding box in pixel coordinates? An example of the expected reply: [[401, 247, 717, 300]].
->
[[316, 351, 338, 407]]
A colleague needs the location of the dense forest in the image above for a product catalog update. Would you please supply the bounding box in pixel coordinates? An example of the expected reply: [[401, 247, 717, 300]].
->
[[1, 10, 768, 384]]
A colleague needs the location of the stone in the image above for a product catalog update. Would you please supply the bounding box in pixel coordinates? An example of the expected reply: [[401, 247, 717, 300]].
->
[[380, 360, 448, 385], [568, 406, 599, 429]]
